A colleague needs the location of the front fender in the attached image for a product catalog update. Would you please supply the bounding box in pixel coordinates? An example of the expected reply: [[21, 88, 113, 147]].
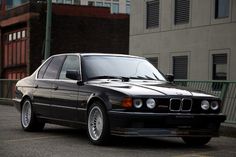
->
[[87, 92, 112, 111]]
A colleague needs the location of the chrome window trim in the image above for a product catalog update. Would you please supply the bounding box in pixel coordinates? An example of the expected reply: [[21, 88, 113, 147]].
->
[[35, 53, 83, 82]]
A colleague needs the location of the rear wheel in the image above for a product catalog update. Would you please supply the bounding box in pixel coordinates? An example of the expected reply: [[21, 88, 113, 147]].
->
[[182, 137, 211, 146], [21, 99, 45, 131], [87, 101, 110, 145]]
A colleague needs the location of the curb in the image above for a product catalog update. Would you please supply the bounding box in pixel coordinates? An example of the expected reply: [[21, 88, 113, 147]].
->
[[0, 99, 14, 106], [220, 124, 236, 138]]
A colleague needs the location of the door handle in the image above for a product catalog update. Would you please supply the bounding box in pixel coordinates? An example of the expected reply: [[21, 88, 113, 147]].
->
[[53, 86, 58, 90]]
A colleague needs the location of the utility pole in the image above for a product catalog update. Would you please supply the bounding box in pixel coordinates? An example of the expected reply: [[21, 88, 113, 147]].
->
[[44, 0, 52, 60]]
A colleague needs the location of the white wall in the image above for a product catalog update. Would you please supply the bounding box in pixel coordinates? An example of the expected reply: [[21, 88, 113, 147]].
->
[[130, 0, 236, 80]]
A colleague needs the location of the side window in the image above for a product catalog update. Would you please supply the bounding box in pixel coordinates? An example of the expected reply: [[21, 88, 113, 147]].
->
[[43, 56, 65, 79], [59, 56, 80, 80], [37, 58, 52, 79]]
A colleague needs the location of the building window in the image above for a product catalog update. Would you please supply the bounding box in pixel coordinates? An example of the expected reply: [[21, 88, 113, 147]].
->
[[56, 0, 64, 3], [147, 57, 158, 68], [22, 30, 26, 38], [213, 54, 227, 80], [9, 34, 12, 42], [173, 56, 188, 79], [13, 33, 16, 40], [96, 2, 103, 6], [212, 54, 227, 90], [215, 0, 230, 18], [112, 3, 119, 13], [64, 0, 73, 4], [146, 0, 160, 29], [88, 1, 95, 6], [17, 32, 21, 39], [126, 0, 130, 14], [74, 0, 81, 5], [175, 0, 190, 25], [104, 2, 111, 7]]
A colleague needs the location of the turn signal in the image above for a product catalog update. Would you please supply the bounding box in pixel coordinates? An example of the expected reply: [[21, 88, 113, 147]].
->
[[122, 98, 132, 108]]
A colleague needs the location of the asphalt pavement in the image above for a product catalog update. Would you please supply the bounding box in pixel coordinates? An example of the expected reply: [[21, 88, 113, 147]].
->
[[0, 104, 236, 157]]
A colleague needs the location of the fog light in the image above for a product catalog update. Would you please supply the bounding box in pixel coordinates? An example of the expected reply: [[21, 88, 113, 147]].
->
[[211, 101, 219, 110], [201, 100, 210, 110], [146, 98, 156, 109], [133, 99, 143, 108]]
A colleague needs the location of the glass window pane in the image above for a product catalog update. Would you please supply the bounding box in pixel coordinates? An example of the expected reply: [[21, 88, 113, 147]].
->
[[215, 0, 230, 18], [126, 4, 130, 14], [22, 30, 26, 38], [83, 56, 166, 81], [44, 56, 65, 79], [59, 56, 80, 80], [13, 33, 16, 40], [112, 3, 119, 13], [38, 59, 52, 79], [88, 1, 95, 6], [104, 2, 111, 7], [17, 32, 21, 39], [9, 34, 12, 42], [57, 0, 64, 3], [65, 0, 73, 4], [96, 2, 103, 6]]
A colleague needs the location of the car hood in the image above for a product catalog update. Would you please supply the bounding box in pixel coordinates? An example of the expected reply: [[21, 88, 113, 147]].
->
[[87, 80, 216, 98]]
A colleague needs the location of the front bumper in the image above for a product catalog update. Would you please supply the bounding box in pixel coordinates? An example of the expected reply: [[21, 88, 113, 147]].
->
[[108, 111, 226, 137]]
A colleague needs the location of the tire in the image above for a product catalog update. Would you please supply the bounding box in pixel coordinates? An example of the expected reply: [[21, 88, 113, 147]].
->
[[182, 137, 211, 146], [87, 101, 110, 145], [21, 99, 45, 132]]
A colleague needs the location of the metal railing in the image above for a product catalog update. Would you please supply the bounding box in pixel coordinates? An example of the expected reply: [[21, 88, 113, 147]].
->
[[0, 79, 235, 124], [175, 80, 236, 124]]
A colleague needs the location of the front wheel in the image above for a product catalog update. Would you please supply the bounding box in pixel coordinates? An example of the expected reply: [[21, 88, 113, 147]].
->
[[21, 99, 45, 131], [87, 101, 110, 145], [182, 137, 211, 146]]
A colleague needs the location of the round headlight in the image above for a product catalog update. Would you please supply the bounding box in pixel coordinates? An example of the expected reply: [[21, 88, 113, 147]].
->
[[201, 100, 210, 110], [211, 101, 219, 110], [146, 98, 156, 109], [133, 99, 143, 108]]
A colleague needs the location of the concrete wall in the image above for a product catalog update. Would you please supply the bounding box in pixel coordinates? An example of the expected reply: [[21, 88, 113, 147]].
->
[[130, 0, 236, 80]]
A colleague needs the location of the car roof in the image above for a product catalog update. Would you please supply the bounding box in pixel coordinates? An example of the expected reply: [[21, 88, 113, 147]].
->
[[50, 53, 145, 59]]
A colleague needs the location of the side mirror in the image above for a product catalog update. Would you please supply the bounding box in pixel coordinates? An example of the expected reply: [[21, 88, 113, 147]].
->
[[66, 70, 81, 80], [165, 74, 174, 82]]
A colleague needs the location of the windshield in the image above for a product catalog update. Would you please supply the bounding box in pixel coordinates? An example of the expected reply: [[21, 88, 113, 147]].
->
[[82, 55, 166, 81]]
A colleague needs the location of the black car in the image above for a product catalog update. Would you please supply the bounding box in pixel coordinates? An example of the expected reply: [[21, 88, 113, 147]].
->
[[14, 53, 226, 145]]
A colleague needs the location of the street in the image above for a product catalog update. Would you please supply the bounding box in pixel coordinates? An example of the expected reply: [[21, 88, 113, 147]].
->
[[0, 104, 236, 157]]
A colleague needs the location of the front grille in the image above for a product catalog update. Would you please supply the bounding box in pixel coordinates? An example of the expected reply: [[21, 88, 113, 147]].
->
[[169, 98, 181, 111], [182, 98, 192, 111], [169, 98, 192, 112]]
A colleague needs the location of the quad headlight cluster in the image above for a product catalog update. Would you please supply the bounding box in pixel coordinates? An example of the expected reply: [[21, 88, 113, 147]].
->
[[133, 98, 156, 109], [201, 100, 219, 111]]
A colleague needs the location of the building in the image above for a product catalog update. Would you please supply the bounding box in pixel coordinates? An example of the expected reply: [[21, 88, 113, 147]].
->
[[130, 0, 236, 81], [0, 0, 129, 79], [52, 0, 130, 14]]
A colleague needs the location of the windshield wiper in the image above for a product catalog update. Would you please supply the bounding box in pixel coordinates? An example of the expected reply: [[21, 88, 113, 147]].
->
[[88, 76, 130, 82], [129, 76, 157, 80]]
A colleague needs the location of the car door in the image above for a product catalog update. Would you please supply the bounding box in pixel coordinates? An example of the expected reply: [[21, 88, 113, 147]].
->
[[51, 55, 81, 122], [33, 56, 66, 118]]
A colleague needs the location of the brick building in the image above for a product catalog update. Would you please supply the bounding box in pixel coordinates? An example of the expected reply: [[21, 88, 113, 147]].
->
[[0, 0, 129, 79]]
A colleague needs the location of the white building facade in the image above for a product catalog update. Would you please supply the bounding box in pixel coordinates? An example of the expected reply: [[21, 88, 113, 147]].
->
[[130, 0, 236, 81], [52, 0, 130, 14]]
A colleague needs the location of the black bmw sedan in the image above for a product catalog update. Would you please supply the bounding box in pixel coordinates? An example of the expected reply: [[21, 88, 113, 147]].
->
[[14, 53, 226, 145]]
